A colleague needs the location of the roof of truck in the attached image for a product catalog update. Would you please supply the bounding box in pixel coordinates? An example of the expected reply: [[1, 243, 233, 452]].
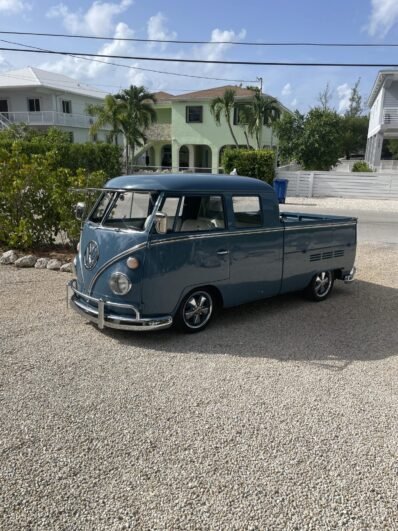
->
[[104, 173, 273, 193]]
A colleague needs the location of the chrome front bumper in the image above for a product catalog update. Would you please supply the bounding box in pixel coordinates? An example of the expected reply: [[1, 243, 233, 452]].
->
[[67, 280, 173, 331], [343, 266, 356, 283]]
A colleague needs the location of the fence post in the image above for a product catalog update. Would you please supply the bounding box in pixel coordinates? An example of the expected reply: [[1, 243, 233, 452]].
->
[[308, 172, 314, 198]]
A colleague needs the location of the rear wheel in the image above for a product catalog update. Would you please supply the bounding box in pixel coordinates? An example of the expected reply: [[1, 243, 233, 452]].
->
[[176, 289, 214, 333], [305, 270, 334, 301]]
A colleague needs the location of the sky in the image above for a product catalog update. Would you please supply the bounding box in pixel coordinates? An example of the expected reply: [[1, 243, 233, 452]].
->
[[0, 0, 398, 112]]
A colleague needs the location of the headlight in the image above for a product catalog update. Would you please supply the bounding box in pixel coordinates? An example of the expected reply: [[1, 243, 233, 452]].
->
[[109, 272, 132, 295]]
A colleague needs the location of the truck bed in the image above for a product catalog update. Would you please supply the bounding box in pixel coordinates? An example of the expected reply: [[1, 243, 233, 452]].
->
[[279, 211, 357, 294]]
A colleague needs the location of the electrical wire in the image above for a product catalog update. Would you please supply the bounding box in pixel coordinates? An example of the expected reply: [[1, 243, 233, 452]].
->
[[1, 46, 398, 67], [1, 30, 398, 47], [0, 38, 258, 83]]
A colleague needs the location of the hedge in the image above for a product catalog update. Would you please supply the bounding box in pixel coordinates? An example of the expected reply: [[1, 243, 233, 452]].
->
[[351, 161, 373, 172], [0, 128, 122, 178], [0, 144, 107, 249], [221, 148, 275, 184]]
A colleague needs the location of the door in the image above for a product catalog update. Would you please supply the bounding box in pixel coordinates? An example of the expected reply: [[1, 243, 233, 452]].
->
[[143, 194, 230, 316], [223, 194, 284, 306]]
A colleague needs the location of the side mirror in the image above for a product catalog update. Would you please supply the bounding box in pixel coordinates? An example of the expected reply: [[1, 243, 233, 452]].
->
[[155, 211, 167, 234], [74, 202, 86, 221]]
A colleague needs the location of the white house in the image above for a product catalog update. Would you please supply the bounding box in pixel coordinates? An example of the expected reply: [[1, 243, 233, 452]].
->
[[365, 69, 398, 168], [0, 67, 110, 142]]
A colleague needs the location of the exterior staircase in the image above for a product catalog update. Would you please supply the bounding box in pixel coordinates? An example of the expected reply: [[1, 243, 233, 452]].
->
[[0, 113, 11, 130]]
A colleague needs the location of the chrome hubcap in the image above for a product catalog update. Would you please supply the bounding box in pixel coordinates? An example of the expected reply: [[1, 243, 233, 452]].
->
[[314, 271, 332, 297], [183, 292, 212, 329]]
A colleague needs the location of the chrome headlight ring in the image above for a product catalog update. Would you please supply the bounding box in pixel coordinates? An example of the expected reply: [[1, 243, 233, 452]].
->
[[109, 272, 132, 295]]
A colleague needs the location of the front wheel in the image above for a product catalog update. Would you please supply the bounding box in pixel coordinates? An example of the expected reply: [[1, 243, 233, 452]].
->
[[305, 270, 334, 301], [176, 289, 214, 333]]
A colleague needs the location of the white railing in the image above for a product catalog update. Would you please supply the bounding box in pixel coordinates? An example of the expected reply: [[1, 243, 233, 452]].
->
[[0, 112, 11, 129], [383, 108, 398, 126], [3, 111, 110, 129], [275, 170, 398, 199]]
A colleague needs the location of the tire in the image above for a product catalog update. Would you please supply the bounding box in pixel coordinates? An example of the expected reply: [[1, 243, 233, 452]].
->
[[304, 270, 334, 302], [176, 289, 215, 333]]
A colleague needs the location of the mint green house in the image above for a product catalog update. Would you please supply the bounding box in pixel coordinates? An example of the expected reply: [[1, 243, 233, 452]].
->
[[140, 85, 285, 174]]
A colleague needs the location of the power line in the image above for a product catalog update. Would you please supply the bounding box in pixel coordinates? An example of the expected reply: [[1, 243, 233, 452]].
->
[[1, 46, 398, 67], [0, 38, 257, 84], [2, 30, 398, 47]]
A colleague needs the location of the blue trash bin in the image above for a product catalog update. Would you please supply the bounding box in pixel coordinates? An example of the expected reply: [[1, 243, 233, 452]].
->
[[273, 178, 288, 204]]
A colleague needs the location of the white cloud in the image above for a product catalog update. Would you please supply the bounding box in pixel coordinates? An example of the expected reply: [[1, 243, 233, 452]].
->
[[290, 98, 298, 107], [147, 12, 177, 50], [47, 0, 133, 36], [281, 83, 292, 97], [39, 22, 135, 80], [0, 0, 30, 13], [191, 28, 246, 74], [367, 0, 398, 37], [0, 54, 12, 72], [337, 83, 352, 113]]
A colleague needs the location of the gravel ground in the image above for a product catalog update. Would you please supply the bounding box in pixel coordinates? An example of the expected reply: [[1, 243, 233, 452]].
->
[[284, 196, 398, 212], [1, 243, 397, 530]]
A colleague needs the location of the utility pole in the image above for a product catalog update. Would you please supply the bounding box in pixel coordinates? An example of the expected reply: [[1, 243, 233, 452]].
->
[[257, 76, 263, 93]]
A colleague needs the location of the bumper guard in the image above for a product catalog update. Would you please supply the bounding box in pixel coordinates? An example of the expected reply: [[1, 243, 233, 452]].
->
[[67, 279, 173, 331]]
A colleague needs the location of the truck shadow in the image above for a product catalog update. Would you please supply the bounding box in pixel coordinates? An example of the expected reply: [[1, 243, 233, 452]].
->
[[105, 280, 397, 371]]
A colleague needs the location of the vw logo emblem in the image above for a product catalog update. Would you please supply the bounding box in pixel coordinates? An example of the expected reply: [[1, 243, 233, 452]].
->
[[83, 241, 99, 270]]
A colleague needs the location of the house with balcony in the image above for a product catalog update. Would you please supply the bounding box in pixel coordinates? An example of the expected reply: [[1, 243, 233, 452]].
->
[[141, 86, 286, 174], [365, 70, 398, 168], [0, 67, 110, 142]]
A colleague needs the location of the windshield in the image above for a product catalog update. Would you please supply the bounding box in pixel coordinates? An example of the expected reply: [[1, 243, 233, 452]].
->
[[89, 191, 158, 231]]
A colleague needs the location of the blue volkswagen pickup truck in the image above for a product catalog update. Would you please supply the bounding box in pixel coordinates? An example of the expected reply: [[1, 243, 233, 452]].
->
[[67, 173, 356, 333]]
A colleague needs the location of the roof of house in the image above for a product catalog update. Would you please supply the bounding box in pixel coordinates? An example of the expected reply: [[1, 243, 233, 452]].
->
[[152, 85, 291, 113], [0, 67, 107, 99], [367, 69, 398, 107], [104, 173, 273, 193], [153, 91, 173, 102], [170, 85, 257, 101]]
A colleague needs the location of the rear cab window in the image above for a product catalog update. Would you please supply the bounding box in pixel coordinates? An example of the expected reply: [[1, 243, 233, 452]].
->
[[232, 196, 263, 228], [159, 194, 226, 233]]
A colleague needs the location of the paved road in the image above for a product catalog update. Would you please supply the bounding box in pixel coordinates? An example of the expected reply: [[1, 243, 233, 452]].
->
[[280, 204, 398, 245]]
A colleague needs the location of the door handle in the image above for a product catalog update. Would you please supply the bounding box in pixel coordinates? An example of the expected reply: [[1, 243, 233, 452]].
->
[[217, 250, 229, 255]]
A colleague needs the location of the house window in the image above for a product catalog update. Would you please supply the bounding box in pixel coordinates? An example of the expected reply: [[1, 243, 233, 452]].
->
[[0, 99, 8, 118], [233, 104, 249, 125], [232, 196, 262, 228], [28, 98, 40, 112], [186, 106, 203, 123], [62, 100, 72, 114]]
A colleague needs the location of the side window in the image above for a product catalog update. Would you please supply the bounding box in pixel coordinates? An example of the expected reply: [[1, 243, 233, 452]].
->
[[163, 195, 225, 232], [160, 196, 180, 231], [232, 196, 262, 228]]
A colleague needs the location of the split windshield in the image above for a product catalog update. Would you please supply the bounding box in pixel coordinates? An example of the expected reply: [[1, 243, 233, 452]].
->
[[89, 191, 158, 231]]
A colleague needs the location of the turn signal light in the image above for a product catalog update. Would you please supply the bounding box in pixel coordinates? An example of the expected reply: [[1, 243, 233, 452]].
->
[[126, 256, 140, 270]]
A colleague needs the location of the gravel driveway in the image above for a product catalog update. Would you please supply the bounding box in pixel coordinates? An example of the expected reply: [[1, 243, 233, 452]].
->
[[1, 243, 397, 530]]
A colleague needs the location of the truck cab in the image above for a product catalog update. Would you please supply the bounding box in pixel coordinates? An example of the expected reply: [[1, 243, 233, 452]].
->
[[68, 173, 356, 333]]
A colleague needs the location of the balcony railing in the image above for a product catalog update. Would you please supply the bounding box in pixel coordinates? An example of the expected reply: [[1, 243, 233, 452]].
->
[[0, 110, 111, 129], [383, 108, 398, 126]]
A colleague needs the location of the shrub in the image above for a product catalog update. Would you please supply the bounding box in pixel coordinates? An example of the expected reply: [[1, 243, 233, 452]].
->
[[0, 144, 107, 249], [221, 148, 275, 184], [0, 128, 122, 178], [352, 161, 373, 172]]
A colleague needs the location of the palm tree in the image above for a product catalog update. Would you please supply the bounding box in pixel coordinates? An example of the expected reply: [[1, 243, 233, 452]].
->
[[115, 86, 157, 170], [210, 88, 239, 147], [87, 95, 123, 145], [242, 91, 281, 149]]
